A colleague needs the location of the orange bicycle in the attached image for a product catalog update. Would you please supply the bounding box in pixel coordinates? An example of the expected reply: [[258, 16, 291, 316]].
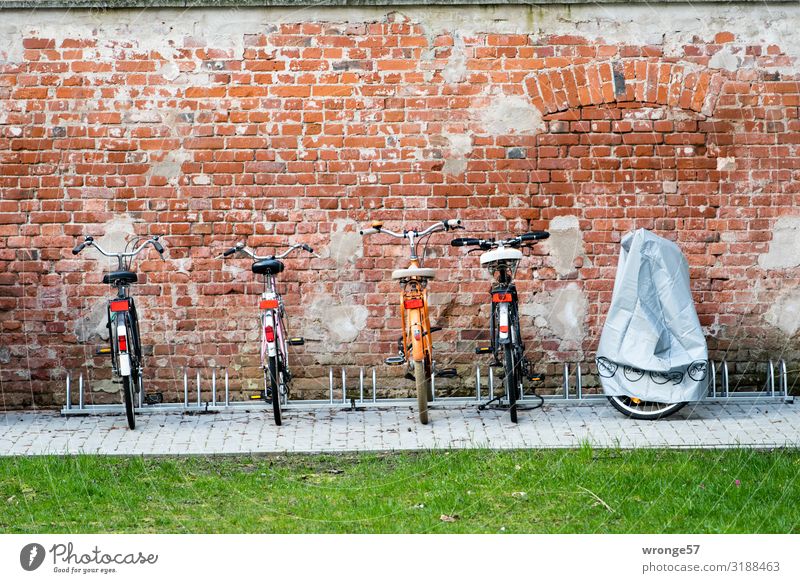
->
[[360, 219, 462, 424]]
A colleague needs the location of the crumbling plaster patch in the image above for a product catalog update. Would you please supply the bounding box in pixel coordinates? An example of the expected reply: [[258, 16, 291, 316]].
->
[[546, 215, 588, 277], [520, 283, 588, 344], [3, 6, 800, 63], [480, 94, 545, 135], [758, 216, 800, 270], [326, 218, 363, 267], [765, 289, 800, 337]]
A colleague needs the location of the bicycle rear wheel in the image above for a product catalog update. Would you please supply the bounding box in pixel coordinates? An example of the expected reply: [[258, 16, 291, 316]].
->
[[504, 347, 519, 423], [267, 355, 282, 426], [607, 396, 687, 420], [414, 359, 429, 424], [122, 374, 136, 429]]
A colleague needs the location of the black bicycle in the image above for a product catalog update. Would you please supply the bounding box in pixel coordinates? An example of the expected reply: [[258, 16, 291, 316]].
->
[[452, 231, 550, 422], [72, 235, 165, 429], [222, 241, 316, 425]]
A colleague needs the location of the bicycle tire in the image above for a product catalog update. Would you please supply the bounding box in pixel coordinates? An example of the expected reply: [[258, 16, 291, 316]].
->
[[268, 355, 282, 426], [504, 347, 519, 423], [122, 374, 136, 429], [414, 359, 429, 424], [607, 395, 687, 420]]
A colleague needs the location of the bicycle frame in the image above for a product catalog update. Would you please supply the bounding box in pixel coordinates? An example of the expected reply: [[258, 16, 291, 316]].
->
[[72, 234, 165, 429], [399, 265, 433, 364]]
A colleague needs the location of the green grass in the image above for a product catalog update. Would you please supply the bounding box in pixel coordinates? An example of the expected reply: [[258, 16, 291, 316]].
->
[[1, 449, 799, 533]]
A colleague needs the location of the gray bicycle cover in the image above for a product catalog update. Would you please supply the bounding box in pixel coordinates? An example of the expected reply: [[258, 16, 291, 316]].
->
[[596, 229, 709, 403]]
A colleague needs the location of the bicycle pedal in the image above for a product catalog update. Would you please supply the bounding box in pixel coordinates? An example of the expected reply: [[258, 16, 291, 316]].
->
[[96, 347, 112, 355], [249, 393, 264, 400], [144, 392, 163, 405], [527, 373, 546, 382], [385, 355, 405, 366], [475, 346, 492, 354], [288, 337, 305, 346], [436, 367, 458, 378]]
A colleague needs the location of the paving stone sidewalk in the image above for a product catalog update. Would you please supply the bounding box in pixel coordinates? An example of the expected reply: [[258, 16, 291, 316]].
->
[[0, 400, 798, 456]]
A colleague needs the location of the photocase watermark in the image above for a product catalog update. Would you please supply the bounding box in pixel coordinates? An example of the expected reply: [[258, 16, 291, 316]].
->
[[20, 543, 46, 571], [19, 542, 158, 575]]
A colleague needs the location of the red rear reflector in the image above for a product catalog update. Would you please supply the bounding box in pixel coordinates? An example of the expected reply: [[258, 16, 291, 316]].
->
[[118, 335, 127, 352], [110, 300, 129, 312], [404, 298, 424, 309], [265, 325, 275, 342], [260, 299, 279, 309], [499, 325, 509, 334], [492, 293, 512, 303]]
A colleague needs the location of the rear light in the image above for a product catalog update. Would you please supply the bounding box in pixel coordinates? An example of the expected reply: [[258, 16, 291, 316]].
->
[[118, 333, 127, 352], [499, 325, 509, 334], [265, 325, 275, 343], [260, 299, 279, 309], [404, 298, 424, 309], [110, 299, 130, 312], [492, 292, 512, 303]]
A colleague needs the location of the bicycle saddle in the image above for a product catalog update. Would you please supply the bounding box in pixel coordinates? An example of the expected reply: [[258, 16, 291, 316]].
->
[[102, 270, 138, 285], [252, 258, 285, 275], [392, 267, 436, 280]]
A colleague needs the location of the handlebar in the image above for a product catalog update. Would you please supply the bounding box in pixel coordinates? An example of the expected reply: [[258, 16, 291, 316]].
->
[[359, 219, 462, 238], [223, 242, 318, 261], [451, 231, 550, 250], [72, 235, 165, 267]]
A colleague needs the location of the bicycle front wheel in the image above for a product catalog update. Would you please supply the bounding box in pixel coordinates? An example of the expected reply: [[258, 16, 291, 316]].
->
[[122, 375, 136, 430], [414, 359, 429, 424], [267, 355, 282, 426], [503, 347, 519, 423], [607, 396, 687, 420]]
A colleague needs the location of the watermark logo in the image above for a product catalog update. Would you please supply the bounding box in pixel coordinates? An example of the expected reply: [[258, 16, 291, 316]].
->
[[20, 543, 46, 571]]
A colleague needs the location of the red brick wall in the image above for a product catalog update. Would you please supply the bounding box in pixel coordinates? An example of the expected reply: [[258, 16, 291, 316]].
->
[[1, 9, 799, 407]]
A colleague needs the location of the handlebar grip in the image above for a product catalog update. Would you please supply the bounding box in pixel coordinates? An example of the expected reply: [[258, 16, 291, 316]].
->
[[360, 228, 378, 236], [451, 237, 480, 247], [445, 219, 462, 229], [520, 231, 551, 242], [223, 247, 237, 257], [72, 243, 86, 255], [153, 241, 165, 254], [302, 244, 314, 253]]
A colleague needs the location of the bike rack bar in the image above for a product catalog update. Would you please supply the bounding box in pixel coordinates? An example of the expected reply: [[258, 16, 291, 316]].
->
[[196, 370, 201, 406], [138, 372, 143, 408], [576, 362, 582, 400], [767, 360, 776, 396], [721, 360, 729, 398], [709, 359, 716, 398], [65, 374, 71, 411], [342, 369, 347, 404], [488, 366, 494, 400], [475, 365, 481, 400], [329, 368, 334, 404], [780, 359, 788, 397], [224, 369, 230, 406], [183, 369, 188, 406], [563, 363, 569, 399], [79, 373, 84, 410], [359, 368, 364, 403], [372, 369, 377, 403], [212, 369, 217, 406]]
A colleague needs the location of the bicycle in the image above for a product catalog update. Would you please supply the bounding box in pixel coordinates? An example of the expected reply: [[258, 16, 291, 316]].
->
[[451, 231, 550, 423], [72, 235, 166, 429], [222, 241, 317, 426], [360, 219, 462, 424]]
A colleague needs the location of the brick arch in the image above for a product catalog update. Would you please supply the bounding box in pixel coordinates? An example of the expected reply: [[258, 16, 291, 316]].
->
[[525, 60, 724, 117]]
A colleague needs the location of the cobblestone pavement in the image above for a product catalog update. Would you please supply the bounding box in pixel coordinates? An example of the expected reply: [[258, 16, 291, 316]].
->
[[0, 400, 798, 456]]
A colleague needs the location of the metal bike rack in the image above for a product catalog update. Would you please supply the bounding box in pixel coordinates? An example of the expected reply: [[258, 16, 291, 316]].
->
[[61, 357, 794, 416]]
